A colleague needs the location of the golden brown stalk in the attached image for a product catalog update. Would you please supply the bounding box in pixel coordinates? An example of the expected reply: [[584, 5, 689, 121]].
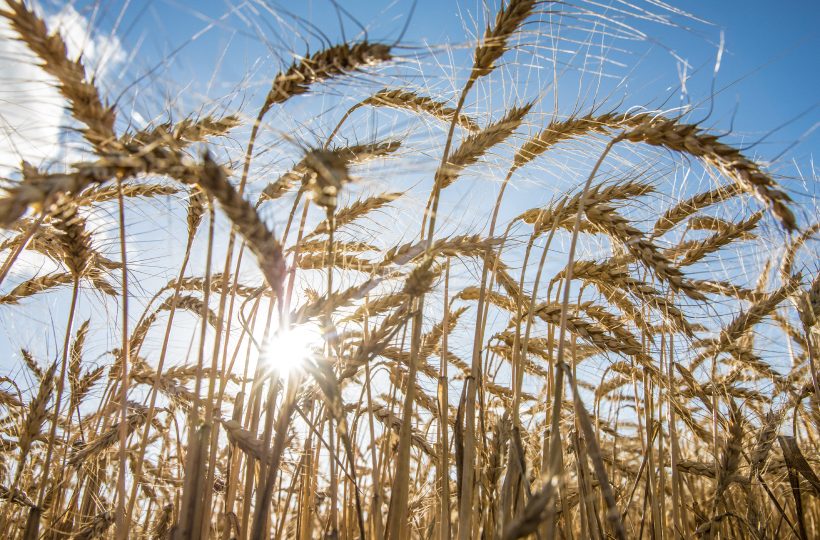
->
[[624, 117, 795, 230]]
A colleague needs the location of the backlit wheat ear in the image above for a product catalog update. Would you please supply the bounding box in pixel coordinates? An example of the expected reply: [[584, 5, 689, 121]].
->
[[261, 41, 392, 114], [307, 192, 403, 238], [471, 0, 538, 81], [21, 349, 43, 380], [584, 204, 705, 301], [653, 184, 742, 237], [69, 409, 148, 466], [780, 222, 820, 279], [623, 117, 796, 230], [78, 183, 179, 205], [163, 273, 264, 298], [1, 0, 116, 149], [688, 215, 756, 236], [0, 272, 73, 304], [73, 510, 115, 540], [17, 362, 56, 469], [513, 112, 647, 171], [151, 504, 174, 539], [712, 402, 744, 513], [436, 103, 533, 190], [0, 485, 37, 509], [158, 295, 218, 326], [693, 277, 802, 370], [49, 195, 93, 278], [677, 210, 764, 266], [0, 142, 200, 227], [196, 154, 285, 297], [517, 179, 655, 236], [126, 114, 241, 149], [260, 141, 401, 203], [302, 148, 352, 211], [68, 319, 90, 405], [362, 89, 480, 132]]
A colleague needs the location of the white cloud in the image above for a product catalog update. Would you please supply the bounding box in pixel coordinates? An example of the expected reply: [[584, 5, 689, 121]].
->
[[0, 2, 125, 177], [46, 5, 126, 80]]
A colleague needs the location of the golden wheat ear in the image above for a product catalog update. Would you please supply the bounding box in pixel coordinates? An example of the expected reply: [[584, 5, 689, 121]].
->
[[261, 41, 392, 114], [1, 0, 116, 149], [623, 117, 796, 230]]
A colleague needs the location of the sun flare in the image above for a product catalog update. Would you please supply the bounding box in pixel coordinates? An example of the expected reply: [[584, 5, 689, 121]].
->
[[263, 325, 322, 375]]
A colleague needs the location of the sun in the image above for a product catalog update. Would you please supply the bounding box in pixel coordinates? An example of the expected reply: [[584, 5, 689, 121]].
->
[[263, 324, 322, 375]]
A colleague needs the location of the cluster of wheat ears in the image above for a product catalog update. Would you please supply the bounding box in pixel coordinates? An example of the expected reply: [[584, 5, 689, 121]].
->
[[0, 0, 818, 538]]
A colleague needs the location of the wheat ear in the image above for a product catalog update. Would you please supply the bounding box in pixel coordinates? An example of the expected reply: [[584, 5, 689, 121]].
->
[[624, 117, 795, 230], [261, 42, 392, 114], [1, 0, 115, 149]]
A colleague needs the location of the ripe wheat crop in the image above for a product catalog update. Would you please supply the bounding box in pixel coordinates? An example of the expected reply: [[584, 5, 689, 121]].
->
[[0, 0, 818, 538]]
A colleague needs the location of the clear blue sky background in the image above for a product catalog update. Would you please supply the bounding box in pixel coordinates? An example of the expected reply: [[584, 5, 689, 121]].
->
[[89, 0, 818, 169]]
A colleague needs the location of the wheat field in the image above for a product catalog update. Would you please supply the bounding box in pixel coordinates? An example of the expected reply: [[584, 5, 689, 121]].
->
[[0, 0, 818, 538]]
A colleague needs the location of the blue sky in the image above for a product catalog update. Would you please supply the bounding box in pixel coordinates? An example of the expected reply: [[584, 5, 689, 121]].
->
[[86, 0, 818, 166]]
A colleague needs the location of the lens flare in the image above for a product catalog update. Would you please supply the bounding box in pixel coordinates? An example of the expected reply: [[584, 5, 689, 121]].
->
[[263, 325, 321, 375]]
